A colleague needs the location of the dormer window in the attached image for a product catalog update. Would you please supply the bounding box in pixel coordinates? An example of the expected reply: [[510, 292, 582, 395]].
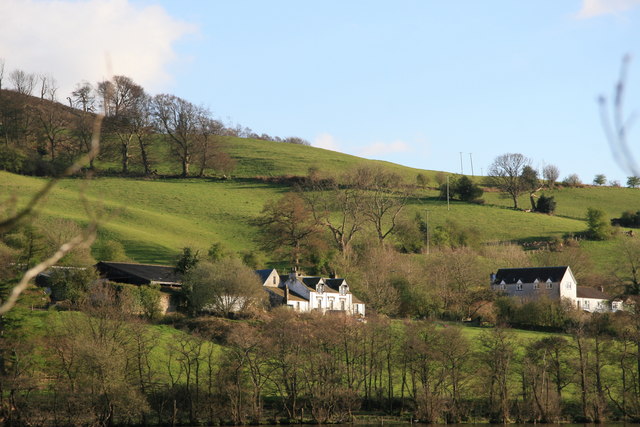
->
[[339, 284, 348, 295], [516, 283, 523, 291], [546, 279, 553, 289], [317, 284, 324, 294]]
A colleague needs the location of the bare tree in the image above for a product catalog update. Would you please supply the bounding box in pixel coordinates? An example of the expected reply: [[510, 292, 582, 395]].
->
[[33, 98, 70, 160], [543, 164, 560, 188], [254, 192, 322, 267], [183, 258, 265, 316], [71, 81, 95, 112], [488, 152, 531, 209], [8, 69, 36, 95], [301, 176, 366, 254], [194, 115, 225, 177], [353, 166, 408, 242], [98, 76, 146, 174], [38, 74, 58, 101], [153, 94, 202, 177]]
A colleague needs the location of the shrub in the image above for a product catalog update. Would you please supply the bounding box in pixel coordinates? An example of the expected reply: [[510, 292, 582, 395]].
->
[[536, 194, 556, 214]]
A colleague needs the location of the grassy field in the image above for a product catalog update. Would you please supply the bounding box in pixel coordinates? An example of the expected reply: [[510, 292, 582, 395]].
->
[[1, 137, 637, 270]]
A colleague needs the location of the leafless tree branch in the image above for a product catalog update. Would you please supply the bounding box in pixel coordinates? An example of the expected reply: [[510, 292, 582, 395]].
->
[[599, 54, 638, 176]]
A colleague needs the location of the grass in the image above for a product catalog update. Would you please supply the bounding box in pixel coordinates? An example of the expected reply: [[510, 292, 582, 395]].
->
[[0, 169, 625, 269], [2, 136, 638, 271]]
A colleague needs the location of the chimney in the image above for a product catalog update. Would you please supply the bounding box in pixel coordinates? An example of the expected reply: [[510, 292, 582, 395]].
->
[[329, 271, 336, 279], [289, 267, 297, 280], [490, 272, 496, 285], [599, 286, 604, 293], [284, 284, 289, 304]]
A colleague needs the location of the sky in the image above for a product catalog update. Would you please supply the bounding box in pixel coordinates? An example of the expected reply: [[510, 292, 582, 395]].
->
[[1, 0, 640, 184]]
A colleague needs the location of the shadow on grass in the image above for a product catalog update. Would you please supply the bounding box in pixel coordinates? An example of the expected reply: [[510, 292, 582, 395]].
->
[[122, 241, 178, 265]]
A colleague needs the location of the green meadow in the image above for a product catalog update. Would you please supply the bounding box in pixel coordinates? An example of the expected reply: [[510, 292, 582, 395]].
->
[[2, 138, 638, 269]]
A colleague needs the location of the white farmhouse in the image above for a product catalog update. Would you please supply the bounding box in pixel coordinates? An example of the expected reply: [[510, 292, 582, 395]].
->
[[258, 268, 365, 316], [490, 266, 620, 313]]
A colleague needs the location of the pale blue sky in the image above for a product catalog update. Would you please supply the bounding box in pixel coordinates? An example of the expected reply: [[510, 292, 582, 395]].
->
[[2, 0, 640, 183]]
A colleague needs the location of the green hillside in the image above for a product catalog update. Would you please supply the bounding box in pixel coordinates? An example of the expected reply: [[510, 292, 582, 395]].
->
[[1, 138, 636, 268]]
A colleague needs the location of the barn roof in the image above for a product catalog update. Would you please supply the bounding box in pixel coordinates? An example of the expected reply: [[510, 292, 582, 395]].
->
[[96, 261, 181, 286]]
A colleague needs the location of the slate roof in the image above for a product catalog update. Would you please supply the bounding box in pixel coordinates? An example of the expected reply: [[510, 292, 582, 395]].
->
[[255, 269, 276, 286], [302, 277, 323, 288], [326, 278, 346, 291], [494, 266, 569, 285], [264, 286, 307, 302], [577, 286, 610, 300], [96, 261, 181, 286]]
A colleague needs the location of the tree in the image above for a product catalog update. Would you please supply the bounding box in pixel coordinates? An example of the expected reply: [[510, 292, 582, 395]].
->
[[301, 173, 366, 254], [627, 176, 640, 188], [353, 166, 408, 242], [98, 76, 146, 174], [152, 94, 203, 177], [594, 174, 607, 186], [8, 69, 36, 95], [586, 207, 611, 240], [183, 258, 265, 316], [255, 192, 322, 267], [416, 173, 428, 189], [562, 173, 582, 187], [487, 153, 531, 209], [543, 165, 560, 188], [175, 247, 200, 275], [71, 81, 95, 112]]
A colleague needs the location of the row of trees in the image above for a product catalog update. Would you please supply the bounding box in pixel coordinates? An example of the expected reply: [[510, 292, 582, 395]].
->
[[0, 61, 307, 177], [3, 289, 640, 425]]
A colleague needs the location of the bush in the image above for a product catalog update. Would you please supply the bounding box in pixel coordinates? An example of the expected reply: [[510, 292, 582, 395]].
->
[[536, 194, 556, 214], [440, 175, 483, 202]]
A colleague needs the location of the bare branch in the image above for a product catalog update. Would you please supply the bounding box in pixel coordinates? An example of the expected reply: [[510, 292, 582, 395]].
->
[[600, 54, 638, 176]]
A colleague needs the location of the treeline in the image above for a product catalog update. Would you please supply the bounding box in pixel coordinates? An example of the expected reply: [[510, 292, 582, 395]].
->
[[0, 61, 309, 177], [3, 288, 640, 425]]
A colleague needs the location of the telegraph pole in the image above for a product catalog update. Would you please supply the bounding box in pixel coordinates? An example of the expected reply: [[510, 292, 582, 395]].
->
[[459, 152, 464, 174], [469, 153, 474, 176]]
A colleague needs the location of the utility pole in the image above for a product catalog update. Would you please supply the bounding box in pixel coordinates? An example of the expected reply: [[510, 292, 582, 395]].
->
[[469, 153, 474, 176], [459, 152, 464, 174]]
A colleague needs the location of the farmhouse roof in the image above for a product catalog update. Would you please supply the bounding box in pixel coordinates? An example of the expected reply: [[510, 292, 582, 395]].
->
[[494, 266, 569, 285], [96, 261, 181, 286], [577, 286, 611, 300], [326, 278, 346, 291], [255, 268, 276, 285]]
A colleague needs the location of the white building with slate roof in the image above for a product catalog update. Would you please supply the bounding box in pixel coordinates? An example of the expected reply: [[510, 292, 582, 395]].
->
[[490, 265, 621, 312], [258, 268, 365, 316]]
